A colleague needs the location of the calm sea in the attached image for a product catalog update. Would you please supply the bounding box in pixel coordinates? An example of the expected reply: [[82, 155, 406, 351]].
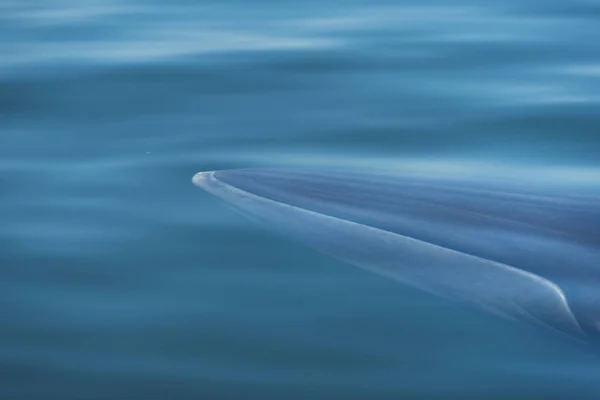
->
[[2, 0, 600, 398]]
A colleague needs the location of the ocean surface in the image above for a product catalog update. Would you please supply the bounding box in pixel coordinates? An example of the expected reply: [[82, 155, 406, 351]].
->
[[2, 0, 600, 398]]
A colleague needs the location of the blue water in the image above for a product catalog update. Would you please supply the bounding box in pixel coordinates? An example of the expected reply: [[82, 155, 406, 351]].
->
[[2, 0, 600, 398]]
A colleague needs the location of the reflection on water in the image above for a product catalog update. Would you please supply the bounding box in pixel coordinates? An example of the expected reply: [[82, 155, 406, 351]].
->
[[2, 0, 600, 398]]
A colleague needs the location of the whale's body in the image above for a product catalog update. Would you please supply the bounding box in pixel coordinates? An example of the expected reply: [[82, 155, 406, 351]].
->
[[193, 168, 600, 342]]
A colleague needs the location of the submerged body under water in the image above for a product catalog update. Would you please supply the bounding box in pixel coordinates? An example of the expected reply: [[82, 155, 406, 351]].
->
[[193, 168, 600, 343], [3, 0, 600, 398]]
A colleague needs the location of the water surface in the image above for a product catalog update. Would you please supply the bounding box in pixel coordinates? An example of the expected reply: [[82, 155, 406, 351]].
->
[[2, 0, 600, 398]]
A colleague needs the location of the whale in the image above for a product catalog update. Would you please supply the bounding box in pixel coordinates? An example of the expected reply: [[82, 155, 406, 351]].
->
[[192, 168, 600, 343]]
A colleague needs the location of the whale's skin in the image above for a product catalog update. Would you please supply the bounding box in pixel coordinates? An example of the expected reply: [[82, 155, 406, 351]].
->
[[193, 168, 600, 342]]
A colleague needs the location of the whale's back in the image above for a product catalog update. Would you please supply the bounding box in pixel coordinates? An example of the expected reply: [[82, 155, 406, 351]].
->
[[195, 168, 600, 340]]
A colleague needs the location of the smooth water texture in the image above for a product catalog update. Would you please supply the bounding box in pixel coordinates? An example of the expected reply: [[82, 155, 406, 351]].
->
[[2, 0, 600, 398]]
